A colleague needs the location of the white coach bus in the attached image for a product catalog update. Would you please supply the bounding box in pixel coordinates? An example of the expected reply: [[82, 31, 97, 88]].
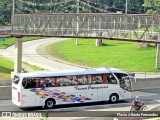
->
[[12, 68, 134, 108]]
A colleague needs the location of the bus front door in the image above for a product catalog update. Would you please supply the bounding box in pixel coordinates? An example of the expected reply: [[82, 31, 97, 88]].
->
[[122, 78, 132, 99], [123, 89, 132, 99]]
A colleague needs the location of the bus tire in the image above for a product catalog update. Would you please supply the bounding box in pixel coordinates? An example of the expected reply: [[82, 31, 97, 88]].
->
[[109, 94, 118, 103], [45, 98, 55, 109]]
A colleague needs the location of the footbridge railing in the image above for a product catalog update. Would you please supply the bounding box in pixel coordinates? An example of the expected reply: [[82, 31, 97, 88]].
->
[[1, 13, 160, 43]]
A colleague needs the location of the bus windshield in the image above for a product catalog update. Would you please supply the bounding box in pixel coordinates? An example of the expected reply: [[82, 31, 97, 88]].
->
[[120, 76, 132, 92], [114, 73, 132, 92]]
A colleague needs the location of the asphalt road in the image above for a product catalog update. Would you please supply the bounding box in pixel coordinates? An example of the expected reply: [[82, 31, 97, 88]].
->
[[0, 89, 159, 120], [0, 88, 160, 112], [1, 38, 160, 119]]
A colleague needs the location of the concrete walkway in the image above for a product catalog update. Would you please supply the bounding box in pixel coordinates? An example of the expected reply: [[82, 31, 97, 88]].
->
[[1, 38, 86, 72]]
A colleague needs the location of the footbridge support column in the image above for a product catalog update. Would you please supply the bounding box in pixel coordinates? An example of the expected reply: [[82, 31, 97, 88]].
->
[[14, 37, 22, 74]]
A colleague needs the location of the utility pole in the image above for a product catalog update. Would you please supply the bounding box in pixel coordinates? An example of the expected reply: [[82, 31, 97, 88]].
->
[[76, 0, 79, 45], [50, 0, 53, 13], [125, 0, 127, 14], [12, 0, 15, 15], [87, 0, 91, 13]]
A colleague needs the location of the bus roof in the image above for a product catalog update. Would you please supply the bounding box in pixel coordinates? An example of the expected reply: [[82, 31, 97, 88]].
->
[[17, 68, 127, 78]]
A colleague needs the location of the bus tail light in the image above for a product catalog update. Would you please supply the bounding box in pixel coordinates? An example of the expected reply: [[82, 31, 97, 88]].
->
[[18, 92, 20, 102]]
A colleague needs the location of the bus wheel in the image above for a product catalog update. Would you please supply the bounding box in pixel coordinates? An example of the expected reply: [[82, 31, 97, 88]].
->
[[109, 94, 118, 103], [45, 98, 55, 109]]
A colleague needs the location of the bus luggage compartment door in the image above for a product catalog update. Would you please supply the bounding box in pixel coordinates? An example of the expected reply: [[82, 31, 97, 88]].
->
[[21, 90, 36, 107], [87, 91, 102, 102], [75, 92, 87, 103]]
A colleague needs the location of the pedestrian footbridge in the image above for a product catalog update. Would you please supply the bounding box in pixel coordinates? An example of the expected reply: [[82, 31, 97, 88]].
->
[[1, 13, 160, 73], [1, 13, 160, 44]]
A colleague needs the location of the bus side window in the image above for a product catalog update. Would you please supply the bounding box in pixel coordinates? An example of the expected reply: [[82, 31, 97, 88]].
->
[[57, 78, 64, 87], [87, 75, 92, 84], [91, 75, 96, 84], [32, 79, 37, 88], [35, 79, 40, 88], [102, 74, 108, 84], [22, 78, 28, 89], [90, 75, 102, 84], [77, 75, 87, 85], [108, 74, 117, 84], [71, 76, 78, 85], [94, 75, 102, 84], [63, 77, 71, 86], [22, 78, 37, 89], [48, 77, 56, 87], [40, 78, 46, 88]]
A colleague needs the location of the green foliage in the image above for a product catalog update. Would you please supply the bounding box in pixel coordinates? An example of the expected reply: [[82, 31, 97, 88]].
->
[[0, 37, 43, 49], [0, 0, 12, 25], [143, 0, 160, 14], [0, 0, 145, 25], [0, 37, 44, 80], [45, 112, 48, 120], [24, 62, 44, 71], [0, 58, 43, 80], [46, 39, 160, 72]]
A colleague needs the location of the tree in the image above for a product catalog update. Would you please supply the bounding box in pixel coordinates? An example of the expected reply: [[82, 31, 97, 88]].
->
[[0, 0, 12, 25], [0, 0, 146, 25], [128, 0, 144, 14], [143, 0, 160, 14]]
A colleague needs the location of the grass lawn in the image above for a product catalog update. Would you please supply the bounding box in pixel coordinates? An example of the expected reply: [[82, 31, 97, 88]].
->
[[0, 37, 42, 48], [0, 58, 44, 80], [23, 62, 44, 71], [46, 38, 160, 72], [0, 37, 44, 80], [0, 57, 14, 80]]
